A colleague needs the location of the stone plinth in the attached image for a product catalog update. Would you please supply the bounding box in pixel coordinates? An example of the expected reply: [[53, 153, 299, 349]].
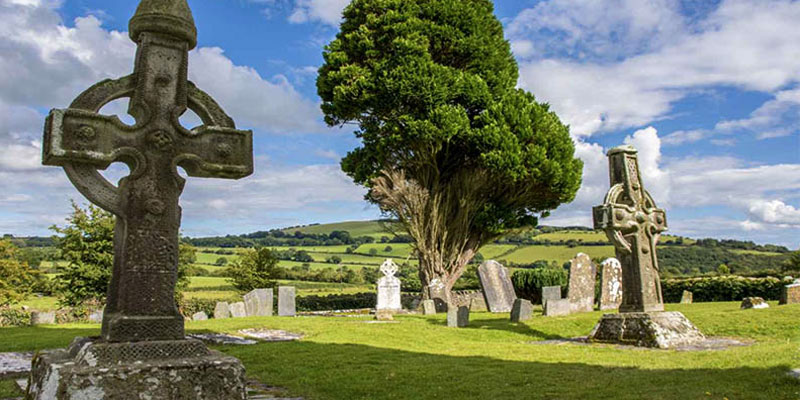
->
[[27, 338, 247, 399], [375, 310, 394, 321], [779, 282, 800, 305], [544, 299, 570, 317], [510, 299, 533, 322], [477, 260, 517, 313], [589, 311, 705, 349]]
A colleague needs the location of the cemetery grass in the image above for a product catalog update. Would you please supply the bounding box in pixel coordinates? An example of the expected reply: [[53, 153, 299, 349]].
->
[[1, 303, 798, 399]]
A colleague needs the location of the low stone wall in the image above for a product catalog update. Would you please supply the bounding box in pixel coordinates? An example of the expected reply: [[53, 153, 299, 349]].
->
[[451, 290, 484, 307]]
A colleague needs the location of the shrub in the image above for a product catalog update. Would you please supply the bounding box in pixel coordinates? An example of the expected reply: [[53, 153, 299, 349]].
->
[[662, 276, 790, 302], [511, 268, 568, 304], [0, 308, 31, 326], [179, 298, 221, 317], [227, 247, 281, 292]]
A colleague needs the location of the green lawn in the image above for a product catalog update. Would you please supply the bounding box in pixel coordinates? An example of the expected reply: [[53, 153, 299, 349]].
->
[[282, 220, 399, 239], [1, 302, 798, 399], [502, 245, 617, 265]]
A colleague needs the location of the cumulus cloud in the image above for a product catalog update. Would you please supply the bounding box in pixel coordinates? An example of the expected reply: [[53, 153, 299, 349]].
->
[[288, 0, 349, 27]]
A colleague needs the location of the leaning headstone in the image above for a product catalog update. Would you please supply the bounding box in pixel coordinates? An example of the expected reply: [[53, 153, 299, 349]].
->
[[469, 296, 488, 312], [244, 288, 273, 317], [779, 281, 800, 305], [421, 300, 436, 315], [376, 259, 402, 313], [477, 260, 517, 313], [214, 301, 231, 319], [278, 286, 297, 316], [27, 2, 251, 398], [741, 297, 769, 309], [30, 311, 56, 325], [541, 286, 561, 307], [590, 145, 704, 349], [447, 305, 469, 327], [543, 299, 570, 317], [510, 299, 533, 322], [193, 312, 209, 321], [567, 253, 596, 313], [230, 302, 247, 318], [599, 258, 622, 310], [680, 290, 693, 304]]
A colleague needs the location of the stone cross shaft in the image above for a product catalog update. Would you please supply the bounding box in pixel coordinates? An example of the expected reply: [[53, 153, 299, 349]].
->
[[593, 146, 667, 313], [42, 0, 253, 342]]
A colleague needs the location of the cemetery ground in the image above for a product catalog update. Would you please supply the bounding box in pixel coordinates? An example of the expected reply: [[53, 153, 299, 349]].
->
[[2, 302, 799, 399]]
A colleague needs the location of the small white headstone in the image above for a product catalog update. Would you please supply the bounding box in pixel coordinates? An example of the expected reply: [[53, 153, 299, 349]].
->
[[376, 259, 402, 311]]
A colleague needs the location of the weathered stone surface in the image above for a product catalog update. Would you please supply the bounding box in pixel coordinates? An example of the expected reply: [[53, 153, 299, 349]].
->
[[214, 301, 231, 319], [375, 310, 394, 321], [680, 290, 693, 304], [230, 302, 247, 318], [741, 297, 769, 309], [541, 286, 561, 307], [446, 305, 469, 327], [278, 286, 296, 316], [244, 288, 274, 317], [510, 299, 533, 322], [188, 334, 257, 346], [543, 299, 570, 317], [599, 258, 622, 310], [239, 329, 304, 342], [427, 278, 449, 312], [593, 146, 667, 313], [0, 352, 33, 378], [421, 300, 436, 315], [567, 253, 596, 313], [193, 311, 209, 321], [589, 311, 706, 349], [779, 282, 800, 305], [477, 260, 517, 313], [469, 296, 487, 312], [30, 311, 56, 325], [376, 259, 402, 311]]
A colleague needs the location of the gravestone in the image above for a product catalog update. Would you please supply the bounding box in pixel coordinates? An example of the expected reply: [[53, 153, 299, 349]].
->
[[741, 297, 769, 309], [544, 299, 570, 317], [427, 278, 449, 312], [421, 300, 436, 315], [30, 311, 56, 326], [469, 297, 487, 312], [477, 260, 517, 313], [376, 259, 402, 312], [510, 299, 533, 322], [590, 146, 704, 349], [88, 310, 103, 323], [779, 281, 800, 305], [244, 288, 273, 317], [278, 286, 296, 316], [28, 2, 252, 397], [567, 253, 596, 313], [230, 302, 247, 318], [447, 305, 469, 327], [599, 258, 622, 310], [192, 312, 209, 321], [214, 301, 231, 319], [680, 290, 693, 304], [541, 286, 561, 307]]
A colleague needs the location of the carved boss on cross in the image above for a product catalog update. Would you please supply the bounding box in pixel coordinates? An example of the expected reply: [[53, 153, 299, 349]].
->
[[593, 146, 667, 313], [42, 0, 253, 342]]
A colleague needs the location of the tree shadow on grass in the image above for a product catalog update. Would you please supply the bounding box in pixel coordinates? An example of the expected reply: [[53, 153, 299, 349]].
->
[[0, 326, 99, 353]]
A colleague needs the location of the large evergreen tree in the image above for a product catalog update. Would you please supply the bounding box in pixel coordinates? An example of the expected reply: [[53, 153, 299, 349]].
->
[[318, 0, 582, 303]]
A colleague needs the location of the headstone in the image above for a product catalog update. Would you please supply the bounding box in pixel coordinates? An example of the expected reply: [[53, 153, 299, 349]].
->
[[244, 288, 273, 317], [427, 278, 449, 312], [510, 299, 533, 322], [376, 259, 402, 312], [421, 300, 436, 315], [599, 258, 622, 310], [30, 311, 56, 325], [590, 145, 704, 348], [779, 281, 800, 305], [446, 305, 469, 327], [87, 310, 103, 323], [214, 301, 231, 319], [567, 253, 596, 313], [541, 286, 561, 307], [28, 1, 252, 398], [477, 260, 517, 313], [469, 296, 487, 312], [192, 312, 209, 321], [278, 286, 296, 316], [230, 302, 247, 318], [741, 297, 769, 309], [680, 290, 693, 304], [543, 299, 570, 317]]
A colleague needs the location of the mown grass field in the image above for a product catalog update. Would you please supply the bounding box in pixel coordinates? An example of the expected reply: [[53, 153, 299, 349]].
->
[[1, 302, 798, 399]]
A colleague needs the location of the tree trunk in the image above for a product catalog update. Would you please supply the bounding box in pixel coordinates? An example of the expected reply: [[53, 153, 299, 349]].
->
[[418, 239, 480, 312]]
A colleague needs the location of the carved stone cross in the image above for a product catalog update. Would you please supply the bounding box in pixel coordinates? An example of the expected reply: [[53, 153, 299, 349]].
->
[[593, 146, 667, 313], [42, 0, 253, 342]]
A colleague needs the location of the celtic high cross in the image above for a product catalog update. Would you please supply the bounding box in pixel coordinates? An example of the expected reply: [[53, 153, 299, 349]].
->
[[42, 0, 253, 342], [593, 146, 667, 313]]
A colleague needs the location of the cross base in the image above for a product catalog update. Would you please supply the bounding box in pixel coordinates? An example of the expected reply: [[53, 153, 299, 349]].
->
[[588, 311, 705, 349], [26, 337, 247, 399], [102, 314, 185, 342]]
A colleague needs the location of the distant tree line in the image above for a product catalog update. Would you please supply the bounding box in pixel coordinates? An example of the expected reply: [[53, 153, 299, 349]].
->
[[185, 229, 413, 248]]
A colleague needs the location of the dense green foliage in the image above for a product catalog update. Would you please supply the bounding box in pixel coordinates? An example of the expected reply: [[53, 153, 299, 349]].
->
[[297, 292, 417, 311], [662, 276, 792, 302], [187, 229, 409, 248], [781, 250, 800, 274], [0, 240, 47, 306], [658, 246, 788, 276], [511, 267, 568, 304], [227, 247, 281, 292]]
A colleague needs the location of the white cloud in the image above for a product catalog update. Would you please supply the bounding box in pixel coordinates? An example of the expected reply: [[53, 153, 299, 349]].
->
[[288, 0, 349, 27], [747, 200, 800, 227], [716, 87, 800, 139]]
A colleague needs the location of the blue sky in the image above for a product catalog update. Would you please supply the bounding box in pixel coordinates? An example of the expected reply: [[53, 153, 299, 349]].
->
[[0, 0, 798, 247]]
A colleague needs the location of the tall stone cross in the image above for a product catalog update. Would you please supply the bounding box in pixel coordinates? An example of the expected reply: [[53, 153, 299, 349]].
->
[[593, 146, 667, 313], [42, 0, 253, 342]]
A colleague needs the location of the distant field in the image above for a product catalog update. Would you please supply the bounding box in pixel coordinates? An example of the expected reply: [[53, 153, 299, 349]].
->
[[501, 245, 616, 265], [282, 220, 399, 239], [730, 249, 784, 256]]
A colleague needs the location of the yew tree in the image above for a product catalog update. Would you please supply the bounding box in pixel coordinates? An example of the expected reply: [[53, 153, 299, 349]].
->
[[318, 0, 583, 303]]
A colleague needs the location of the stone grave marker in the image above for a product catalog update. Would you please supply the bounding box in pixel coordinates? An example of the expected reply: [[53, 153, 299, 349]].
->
[[741, 297, 769, 309], [780, 281, 800, 305], [680, 290, 693, 304], [599, 258, 622, 310], [544, 299, 570, 317], [421, 300, 436, 315], [193, 312, 209, 321], [30, 311, 55, 326], [510, 299, 533, 322], [447, 305, 469, 327], [567, 253, 596, 313], [214, 301, 231, 319], [541, 286, 561, 307], [278, 286, 296, 316], [244, 288, 273, 317], [28, 1, 252, 397], [427, 278, 449, 312], [376, 259, 402, 312], [477, 260, 517, 313], [88, 310, 103, 323], [230, 302, 247, 318]]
